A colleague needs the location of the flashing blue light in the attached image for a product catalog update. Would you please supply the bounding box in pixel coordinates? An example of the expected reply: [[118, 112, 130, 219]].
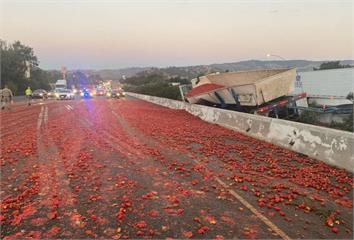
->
[[82, 89, 91, 98]]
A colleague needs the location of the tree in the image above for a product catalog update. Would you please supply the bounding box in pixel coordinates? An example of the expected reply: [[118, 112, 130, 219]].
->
[[0, 40, 45, 94], [46, 70, 62, 83], [28, 67, 51, 90], [313, 61, 353, 71]]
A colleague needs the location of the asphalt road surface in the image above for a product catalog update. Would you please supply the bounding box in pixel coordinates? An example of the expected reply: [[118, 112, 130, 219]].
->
[[1, 97, 353, 239]]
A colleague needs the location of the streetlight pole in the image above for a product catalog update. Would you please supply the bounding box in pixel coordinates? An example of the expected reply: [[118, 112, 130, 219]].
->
[[266, 54, 304, 93], [266, 53, 287, 61]]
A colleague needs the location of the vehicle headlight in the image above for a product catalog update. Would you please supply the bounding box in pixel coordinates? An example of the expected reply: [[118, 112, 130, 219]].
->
[[107, 92, 111, 97], [122, 92, 125, 96], [55, 93, 59, 97], [80, 92, 84, 96], [73, 89, 77, 94], [39, 93, 43, 96]]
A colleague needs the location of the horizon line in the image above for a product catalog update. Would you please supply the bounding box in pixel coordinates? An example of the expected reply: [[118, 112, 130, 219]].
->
[[41, 58, 354, 71]]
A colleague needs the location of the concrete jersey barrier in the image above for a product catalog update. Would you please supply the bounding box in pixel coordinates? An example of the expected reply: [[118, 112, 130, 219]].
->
[[127, 92, 354, 173]]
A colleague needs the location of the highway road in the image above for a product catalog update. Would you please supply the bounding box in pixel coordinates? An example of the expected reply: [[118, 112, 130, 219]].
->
[[0, 97, 353, 239]]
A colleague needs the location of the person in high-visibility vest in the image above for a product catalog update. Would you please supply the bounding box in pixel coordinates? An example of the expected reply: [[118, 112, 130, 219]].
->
[[25, 86, 32, 106]]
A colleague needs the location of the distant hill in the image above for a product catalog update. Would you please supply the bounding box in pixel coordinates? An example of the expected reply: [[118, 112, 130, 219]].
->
[[66, 67, 153, 80], [94, 67, 153, 80], [77, 60, 354, 80]]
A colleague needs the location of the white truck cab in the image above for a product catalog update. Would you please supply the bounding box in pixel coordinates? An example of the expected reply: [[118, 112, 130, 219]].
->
[[55, 79, 67, 90]]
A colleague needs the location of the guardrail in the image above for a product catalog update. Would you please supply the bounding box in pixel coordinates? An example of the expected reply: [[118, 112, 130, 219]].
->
[[127, 92, 354, 173], [307, 94, 348, 99]]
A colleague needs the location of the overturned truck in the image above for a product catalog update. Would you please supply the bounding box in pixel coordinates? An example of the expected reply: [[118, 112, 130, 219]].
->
[[185, 68, 307, 119]]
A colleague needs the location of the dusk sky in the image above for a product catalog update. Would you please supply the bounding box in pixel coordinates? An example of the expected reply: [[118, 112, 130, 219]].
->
[[1, 0, 353, 69]]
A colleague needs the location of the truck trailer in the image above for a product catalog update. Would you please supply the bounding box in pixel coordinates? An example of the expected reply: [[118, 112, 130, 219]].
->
[[185, 68, 307, 119]]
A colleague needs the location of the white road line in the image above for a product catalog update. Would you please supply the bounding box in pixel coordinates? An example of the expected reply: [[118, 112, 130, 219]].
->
[[37, 106, 44, 130], [43, 106, 48, 125], [65, 104, 74, 110], [191, 158, 292, 240], [109, 106, 291, 240]]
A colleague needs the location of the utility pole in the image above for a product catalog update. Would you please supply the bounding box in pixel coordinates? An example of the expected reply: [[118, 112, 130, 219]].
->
[[25, 61, 31, 79], [61, 66, 67, 80]]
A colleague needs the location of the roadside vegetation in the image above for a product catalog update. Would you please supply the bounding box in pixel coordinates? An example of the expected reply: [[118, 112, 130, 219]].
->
[[298, 111, 353, 132], [313, 61, 353, 71], [0, 40, 57, 95], [122, 73, 190, 100], [329, 114, 353, 132]]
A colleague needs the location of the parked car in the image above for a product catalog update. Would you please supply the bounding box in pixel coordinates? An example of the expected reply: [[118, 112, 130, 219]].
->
[[106, 89, 125, 99], [32, 89, 48, 99], [96, 89, 105, 96], [55, 89, 74, 100], [47, 91, 56, 98]]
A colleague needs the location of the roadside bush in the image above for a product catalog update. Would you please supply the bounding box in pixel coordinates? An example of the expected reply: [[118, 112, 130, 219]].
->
[[298, 110, 353, 132], [133, 82, 181, 100], [298, 111, 320, 124], [123, 74, 182, 100], [330, 114, 353, 132]]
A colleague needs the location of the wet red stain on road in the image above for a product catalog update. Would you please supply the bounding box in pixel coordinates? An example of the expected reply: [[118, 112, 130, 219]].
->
[[0, 98, 352, 239]]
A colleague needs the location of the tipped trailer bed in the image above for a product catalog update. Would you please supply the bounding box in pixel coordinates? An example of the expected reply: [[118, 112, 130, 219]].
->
[[187, 68, 296, 107], [185, 68, 309, 119]]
